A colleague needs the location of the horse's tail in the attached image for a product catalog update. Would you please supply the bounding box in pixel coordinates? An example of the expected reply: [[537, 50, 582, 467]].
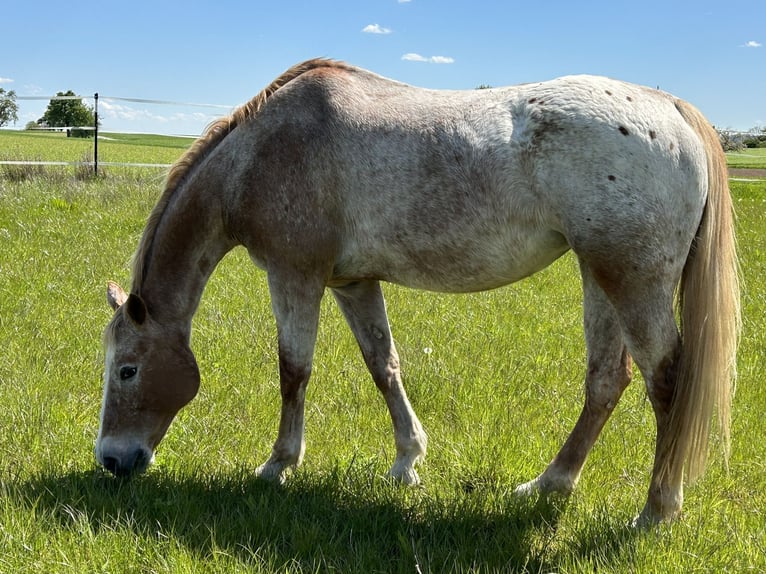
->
[[663, 100, 741, 484]]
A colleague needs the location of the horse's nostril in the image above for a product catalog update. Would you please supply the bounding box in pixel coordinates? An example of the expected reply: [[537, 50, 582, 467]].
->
[[102, 456, 120, 475], [135, 449, 149, 469], [100, 448, 150, 477]]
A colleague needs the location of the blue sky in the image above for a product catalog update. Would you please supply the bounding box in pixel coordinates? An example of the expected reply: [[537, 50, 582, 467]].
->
[[3, 0, 763, 135]]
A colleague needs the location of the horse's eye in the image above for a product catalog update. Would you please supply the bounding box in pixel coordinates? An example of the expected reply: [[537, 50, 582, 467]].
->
[[119, 366, 137, 381]]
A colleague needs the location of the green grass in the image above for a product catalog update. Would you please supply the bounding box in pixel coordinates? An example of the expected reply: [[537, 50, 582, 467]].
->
[[0, 136, 765, 572], [726, 147, 766, 169], [0, 129, 191, 168]]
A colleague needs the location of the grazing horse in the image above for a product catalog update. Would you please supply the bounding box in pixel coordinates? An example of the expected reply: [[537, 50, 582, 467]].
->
[[96, 59, 739, 526]]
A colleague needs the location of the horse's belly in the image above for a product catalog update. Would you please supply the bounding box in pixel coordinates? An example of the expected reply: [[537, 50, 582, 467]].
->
[[332, 227, 569, 293]]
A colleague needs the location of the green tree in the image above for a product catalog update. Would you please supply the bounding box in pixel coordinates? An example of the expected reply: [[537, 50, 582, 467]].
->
[[38, 91, 96, 129], [0, 87, 19, 127]]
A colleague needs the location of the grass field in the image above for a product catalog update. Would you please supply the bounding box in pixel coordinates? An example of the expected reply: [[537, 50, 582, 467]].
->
[[0, 131, 765, 572], [0, 130, 192, 172], [726, 148, 766, 169]]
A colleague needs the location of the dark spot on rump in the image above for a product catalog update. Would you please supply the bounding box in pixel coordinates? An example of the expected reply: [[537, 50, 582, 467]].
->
[[626, 96, 633, 102], [608, 175, 616, 181], [670, 142, 675, 150], [649, 130, 657, 140], [619, 126, 629, 136], [528, 97, 537, 104], [605, 90, 613, 96]]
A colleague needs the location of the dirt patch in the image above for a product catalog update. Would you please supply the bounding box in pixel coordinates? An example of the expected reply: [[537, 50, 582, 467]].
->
[[729, 168, 766, 179]]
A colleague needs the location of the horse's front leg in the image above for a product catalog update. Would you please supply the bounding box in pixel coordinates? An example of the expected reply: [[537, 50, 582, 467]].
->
[[255, 271, 324, 483], [332, 280, 427, 485]]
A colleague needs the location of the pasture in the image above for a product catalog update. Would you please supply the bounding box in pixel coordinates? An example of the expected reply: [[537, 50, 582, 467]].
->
[[726, 147, 766, 169], [0, 130, 765, 572]]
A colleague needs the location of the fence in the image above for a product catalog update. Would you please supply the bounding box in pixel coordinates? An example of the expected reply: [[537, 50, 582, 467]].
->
[[3, 93, 234, 175]]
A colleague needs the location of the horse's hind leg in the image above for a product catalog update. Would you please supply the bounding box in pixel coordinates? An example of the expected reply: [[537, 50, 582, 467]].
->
[[332, 280, 427, 485], [255, 270, 325, 483], [612, 295, 684, 526], [516, 261, 633, 497], [576, 261, 685, 525]]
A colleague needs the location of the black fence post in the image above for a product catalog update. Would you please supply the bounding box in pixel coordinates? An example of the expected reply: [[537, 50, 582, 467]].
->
[[94, 93, 99, 176]]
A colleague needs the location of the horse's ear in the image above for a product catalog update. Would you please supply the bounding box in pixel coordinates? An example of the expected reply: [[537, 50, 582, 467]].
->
[[125, 293, 148, 326], [107, 281, 128, 311]]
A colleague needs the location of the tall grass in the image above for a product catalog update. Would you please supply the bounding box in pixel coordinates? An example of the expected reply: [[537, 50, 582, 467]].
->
[[0, 148, 764, 571]]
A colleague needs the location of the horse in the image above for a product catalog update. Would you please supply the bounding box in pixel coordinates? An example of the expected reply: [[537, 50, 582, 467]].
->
[[96, 58, 739, 526]]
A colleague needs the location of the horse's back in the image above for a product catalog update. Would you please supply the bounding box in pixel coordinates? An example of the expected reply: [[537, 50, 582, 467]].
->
[[226, 66, 709, 292]]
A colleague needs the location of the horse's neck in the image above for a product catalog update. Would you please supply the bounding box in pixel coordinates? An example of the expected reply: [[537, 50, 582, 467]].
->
[[136, 181, 234, 329]]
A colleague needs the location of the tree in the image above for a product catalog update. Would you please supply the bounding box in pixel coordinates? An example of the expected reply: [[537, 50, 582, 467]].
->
[[0, 87, 19, 127], [743, 126, 766, 149], [716, 127, 745, 152], [37, 91, 96, 130]]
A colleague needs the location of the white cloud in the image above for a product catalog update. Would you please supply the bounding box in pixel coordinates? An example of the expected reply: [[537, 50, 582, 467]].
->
[[0, 77, 14, 84], [398, 0, 412, 3], [99, 99, 214, 126], [363, 24, 392, 35], [744, 40, 762, 48], [402, 53, 454, 64], [402, 53, 428, 62]]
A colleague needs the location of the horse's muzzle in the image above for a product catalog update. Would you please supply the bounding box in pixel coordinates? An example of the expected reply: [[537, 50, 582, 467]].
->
[[97, 444, 153, 477]]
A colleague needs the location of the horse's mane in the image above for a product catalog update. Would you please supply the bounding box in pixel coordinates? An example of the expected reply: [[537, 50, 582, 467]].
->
[[130, 58, 353, 293]]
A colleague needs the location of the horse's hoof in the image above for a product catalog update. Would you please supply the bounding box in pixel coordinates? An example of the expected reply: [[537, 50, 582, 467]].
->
[[387, 463, 421, 486], [631, 503, 680, 528], [514, 474, 575, 499], [514, 478, 540, 497], [255, 462, 287, 485]]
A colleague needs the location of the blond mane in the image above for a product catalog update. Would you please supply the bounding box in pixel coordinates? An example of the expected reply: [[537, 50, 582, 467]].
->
[[130, 58, 353, 293]]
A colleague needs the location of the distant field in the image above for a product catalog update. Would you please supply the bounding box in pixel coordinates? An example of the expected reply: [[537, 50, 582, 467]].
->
[[726, 148, 766, 169], [0, 129, 191, 167]]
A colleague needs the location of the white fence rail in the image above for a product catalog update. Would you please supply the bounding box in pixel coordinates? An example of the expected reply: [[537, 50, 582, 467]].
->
[[0, 160, 172, 169], [9, 93, 233, 174]]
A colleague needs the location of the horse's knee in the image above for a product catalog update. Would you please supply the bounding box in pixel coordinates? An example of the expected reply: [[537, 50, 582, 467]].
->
[[368, 356, 402, 393], [278, 355, 312, 399]]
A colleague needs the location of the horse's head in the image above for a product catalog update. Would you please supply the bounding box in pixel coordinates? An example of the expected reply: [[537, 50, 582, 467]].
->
[[95, 282, 200, 477]]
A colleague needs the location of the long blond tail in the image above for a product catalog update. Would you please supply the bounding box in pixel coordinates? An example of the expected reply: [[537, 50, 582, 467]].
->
[[663, 100, 741, 484]]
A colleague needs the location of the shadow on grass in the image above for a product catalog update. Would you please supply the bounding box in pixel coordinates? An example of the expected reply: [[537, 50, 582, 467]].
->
[[10, 467, 641, 572]]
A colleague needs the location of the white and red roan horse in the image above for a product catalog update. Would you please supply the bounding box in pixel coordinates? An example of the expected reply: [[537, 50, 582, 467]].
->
[[97, 59, 739, 526]]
